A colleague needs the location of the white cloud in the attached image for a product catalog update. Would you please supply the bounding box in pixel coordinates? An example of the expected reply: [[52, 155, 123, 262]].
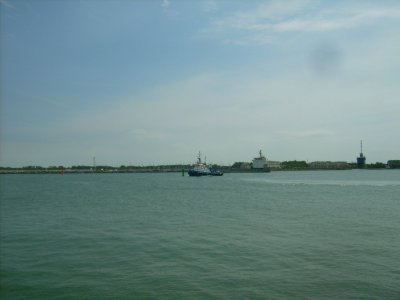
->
[[205, 2, 400, 44], [0, 0, 15, 9], [203, 0, 218, 13], [161, 0, 171, 8], [273, 8, 400, 32], [45, 62, 398, 165], [3, 64, 399, 166]]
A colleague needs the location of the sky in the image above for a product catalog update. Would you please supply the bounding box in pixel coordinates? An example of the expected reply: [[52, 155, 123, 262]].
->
[[1, 0, 400, 167]]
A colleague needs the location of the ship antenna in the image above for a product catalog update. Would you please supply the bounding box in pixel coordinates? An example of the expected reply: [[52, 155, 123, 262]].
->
[[360, 140, 363, 154]]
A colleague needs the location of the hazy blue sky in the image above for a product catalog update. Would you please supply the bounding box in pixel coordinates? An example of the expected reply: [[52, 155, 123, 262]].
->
[[1, 0, 399, 167]]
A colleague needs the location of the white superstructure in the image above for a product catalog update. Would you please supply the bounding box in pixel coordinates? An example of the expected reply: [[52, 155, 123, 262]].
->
[[252, 150, 268, 169]]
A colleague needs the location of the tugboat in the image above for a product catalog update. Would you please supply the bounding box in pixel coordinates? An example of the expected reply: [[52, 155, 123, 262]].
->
[[188, 152, 223, 176]]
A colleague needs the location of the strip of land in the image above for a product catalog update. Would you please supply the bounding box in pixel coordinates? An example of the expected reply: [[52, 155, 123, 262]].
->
[[1, 160, 399, 174]]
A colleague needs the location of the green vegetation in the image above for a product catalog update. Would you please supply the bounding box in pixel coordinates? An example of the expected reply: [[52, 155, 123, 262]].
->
[[231, 162, 250, 169], [347, 163, 357, 169], [367, 162, 386, 169], [71, 165, 93, 170], [387, 160, 400, 169], [281, 160, 308, 170], [22, 166, 44, 170]]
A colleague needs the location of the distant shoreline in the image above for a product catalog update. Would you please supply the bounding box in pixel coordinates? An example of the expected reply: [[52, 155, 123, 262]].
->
[[1, 168, 398, 175], [1, 160, 399, 174]]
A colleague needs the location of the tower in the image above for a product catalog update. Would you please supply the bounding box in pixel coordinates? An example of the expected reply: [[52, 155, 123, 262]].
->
[[356, 140, 366, 168]]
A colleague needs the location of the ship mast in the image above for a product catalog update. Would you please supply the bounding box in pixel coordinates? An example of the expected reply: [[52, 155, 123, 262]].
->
[[360, 140, 364, 157]]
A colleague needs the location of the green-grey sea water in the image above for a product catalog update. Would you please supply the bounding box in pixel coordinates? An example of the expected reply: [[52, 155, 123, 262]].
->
[[1, 170, 400, 299]]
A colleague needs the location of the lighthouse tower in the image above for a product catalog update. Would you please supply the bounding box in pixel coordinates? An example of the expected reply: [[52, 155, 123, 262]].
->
[[356, 140, 366, 168]]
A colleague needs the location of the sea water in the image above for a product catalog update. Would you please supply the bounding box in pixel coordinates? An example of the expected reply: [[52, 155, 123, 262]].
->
[[1, 170, 399, 299]]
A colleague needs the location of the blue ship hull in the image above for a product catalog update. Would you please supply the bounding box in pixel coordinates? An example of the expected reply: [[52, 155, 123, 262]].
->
[[188, 169, 210, 176], [188, 169, 223, 176]]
